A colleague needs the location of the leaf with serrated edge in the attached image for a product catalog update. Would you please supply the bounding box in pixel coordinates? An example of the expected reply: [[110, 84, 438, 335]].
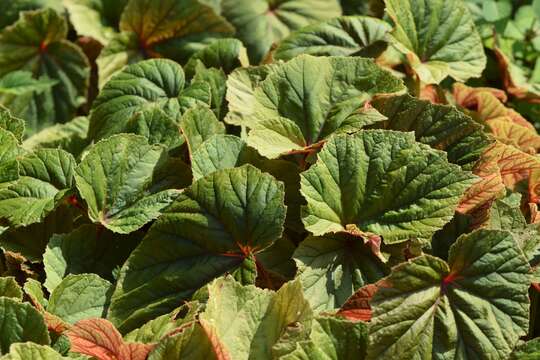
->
[[300, 130, 475, 244], [108, 165, 286, 332], [384, 0, 486, 84], [367, 229, 530, 360], [74, 134, 182, 234]]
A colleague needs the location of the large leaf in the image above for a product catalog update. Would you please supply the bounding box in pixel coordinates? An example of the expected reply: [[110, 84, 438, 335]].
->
[[371, 94, 493, 169], [384, 0, 486, 84], [43, 224, 141, 292], [246, 55, 405, 158], [0, 297, 50, 354], [300, 130, 475, 244], [0, 149, 75, 228], [47, 274, 113, 324], [74, 134, 183, 234], [367, 229, 530, 360], [197, 277, 313, 360], [88, 58, 209, 143], [294, 233, 387, 312], [274, 16, 391, 60], [0, 8, 90, 132], [96, 0, 234, 85], [221, 0, 341, 64], [108, 165, 286, 332]]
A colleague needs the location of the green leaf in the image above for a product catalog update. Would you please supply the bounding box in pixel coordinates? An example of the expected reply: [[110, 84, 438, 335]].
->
[[294, 234, 387, 312], [191, 134, 304, 231], [231, 253, 258, 285], [488, 192, 528, 231], [0, 343, 71, 360], [191, 66, 228, 121], [0, 128, 22, 185], [96, 0, 234, 85], [0, 297, 50, 354], [482, 0, 512, 22], [180, 106, 225, 156], [0, 106, 24, 142], [23, 116, 89, 157], [0, 0, 59, 30], [0, 204, 76, 262], [371, 94, 493, 169], [367, 229, 531, 360], [511, 338, 540, 359], [43, 224, 142, 293], [109, 165, 286, 332], [124, 302, 202, 344], [224, 63, 278, 127], [274, 16, 391, 60], [0, 8, 90, 132], [74, 134, 182, 234], [147, 321, 224, 360], [47, 274, 113, 324], [88, 58, 208, 142], [384, 0, 486, 84], [280, 316, 368, 360], [198, 277, 313, 359], [0, 149, 76, 227], [124, 106, 183, 149], [535, 0, 540, 20], [0, 71, 57, 96], [63, 0, 126, 44], [300, 130, 475, 244], [24, 278, 48, 309], [95, 31, 142, 87], [221, 0, 341, 64], [246, 55, 405, 158], [184, 38, 248, 77], [0, 277, 22, 300]]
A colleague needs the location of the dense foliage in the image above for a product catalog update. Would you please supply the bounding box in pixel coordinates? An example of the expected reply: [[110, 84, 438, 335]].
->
[[1, 0, 540, 358]]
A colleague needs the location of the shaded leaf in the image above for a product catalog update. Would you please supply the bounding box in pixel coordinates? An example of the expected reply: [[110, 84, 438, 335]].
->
[[109, 165, 286, 332]]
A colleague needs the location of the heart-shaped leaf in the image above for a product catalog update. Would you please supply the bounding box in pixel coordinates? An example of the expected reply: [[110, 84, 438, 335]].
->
[[300, 130, 475, 244], [367, 229, 531, 360], [245, 55, 405, 158], [88, 58, 209, 143], [384, 0, 486, 84], [108, 165, 286, 332]]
